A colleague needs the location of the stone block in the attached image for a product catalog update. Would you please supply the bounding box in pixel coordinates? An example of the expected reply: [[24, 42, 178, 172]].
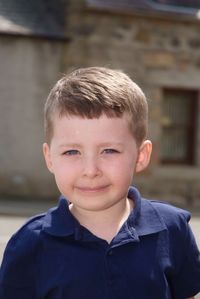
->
[[143, 52, 176, 69], [135, 28, 151, 44]]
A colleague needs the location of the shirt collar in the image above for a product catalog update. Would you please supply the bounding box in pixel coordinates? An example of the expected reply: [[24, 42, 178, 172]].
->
[[111, 187, 167, 247], [42, 187, 166, 239], [127, 187, 167, 236], [43, 198, 79, 237]]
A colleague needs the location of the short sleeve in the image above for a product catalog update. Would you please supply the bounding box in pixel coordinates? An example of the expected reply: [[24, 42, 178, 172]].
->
[[170, 215, 200, 298], [0, 227, 37, 299]]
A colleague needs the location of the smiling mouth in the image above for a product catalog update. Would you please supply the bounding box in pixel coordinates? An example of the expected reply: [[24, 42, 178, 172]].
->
[[75, 185, 109, 193]]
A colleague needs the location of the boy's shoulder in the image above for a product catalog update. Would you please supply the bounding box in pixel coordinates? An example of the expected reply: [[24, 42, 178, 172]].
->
[[0, 212, 49, 283], [128, 187, 192, 241], [4, 209, 56, 256], [10, 213, 45, 246], [145, 198, 190, 222], [140, 197, 191, 235], [4, 198, 73, 254], [17, 211, 47, 233]]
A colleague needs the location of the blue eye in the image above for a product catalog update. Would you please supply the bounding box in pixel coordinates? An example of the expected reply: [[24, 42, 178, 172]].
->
[[64, 150, 80, 156], [103, 149, 119, 154]]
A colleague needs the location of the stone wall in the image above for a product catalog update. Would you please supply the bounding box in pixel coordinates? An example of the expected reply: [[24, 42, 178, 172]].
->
[[63, 1, 200, 206]]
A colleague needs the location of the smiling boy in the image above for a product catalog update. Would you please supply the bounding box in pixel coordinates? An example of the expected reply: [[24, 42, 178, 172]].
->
[[43, 115, 151, 242], [0, 67, 200, 298]]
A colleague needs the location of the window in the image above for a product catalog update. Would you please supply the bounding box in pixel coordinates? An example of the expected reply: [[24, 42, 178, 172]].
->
[[161, 89, 198, 165]]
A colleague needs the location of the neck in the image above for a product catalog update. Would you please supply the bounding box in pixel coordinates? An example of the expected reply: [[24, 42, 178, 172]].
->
[[69, 198, 134, 243]]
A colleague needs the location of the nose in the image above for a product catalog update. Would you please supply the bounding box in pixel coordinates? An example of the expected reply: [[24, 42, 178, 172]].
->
[[82, 154, 101, 178]]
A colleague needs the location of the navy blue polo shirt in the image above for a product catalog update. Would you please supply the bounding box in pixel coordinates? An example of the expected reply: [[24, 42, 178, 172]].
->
[[0, 187, 200, 299]]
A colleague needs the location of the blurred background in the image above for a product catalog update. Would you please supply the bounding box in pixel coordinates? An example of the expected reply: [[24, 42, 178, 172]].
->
[[0, 0, 200, 274], [1, 0, 200, 206]]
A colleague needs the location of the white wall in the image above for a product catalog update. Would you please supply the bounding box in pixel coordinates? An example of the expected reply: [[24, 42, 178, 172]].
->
[[0, 36, 64, 198]]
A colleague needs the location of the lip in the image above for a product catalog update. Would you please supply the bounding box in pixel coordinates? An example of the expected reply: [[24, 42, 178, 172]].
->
[[75, 185, 109, 193]]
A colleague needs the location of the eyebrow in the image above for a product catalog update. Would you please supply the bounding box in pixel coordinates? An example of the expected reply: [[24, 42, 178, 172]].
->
[[97, 142, 124, 147], [58, 142, 124, 148], [58, 143, 81, 148]]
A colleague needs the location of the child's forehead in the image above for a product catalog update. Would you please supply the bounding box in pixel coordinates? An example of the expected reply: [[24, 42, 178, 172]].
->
[[52, 113, 134, 141], [51, 118, 137, 152]]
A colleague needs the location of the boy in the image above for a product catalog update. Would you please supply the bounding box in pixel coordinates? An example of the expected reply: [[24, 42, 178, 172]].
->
[[0, 67, 200, 299]]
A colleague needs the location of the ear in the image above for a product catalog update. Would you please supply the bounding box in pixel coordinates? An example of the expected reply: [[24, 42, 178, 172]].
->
[[43, 143, 54, 173], [135, 140, 152, 173]]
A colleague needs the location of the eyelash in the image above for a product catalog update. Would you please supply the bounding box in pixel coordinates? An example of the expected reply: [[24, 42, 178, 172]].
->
[[63, 150, 80, 156], [103, 149, 119, 154]]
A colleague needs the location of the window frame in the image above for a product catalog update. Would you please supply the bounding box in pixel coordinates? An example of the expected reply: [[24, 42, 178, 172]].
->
[[161, 88, 198, 165]]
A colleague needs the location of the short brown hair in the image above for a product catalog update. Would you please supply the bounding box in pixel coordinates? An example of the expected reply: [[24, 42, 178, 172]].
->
[[44, 67, 148, 145]]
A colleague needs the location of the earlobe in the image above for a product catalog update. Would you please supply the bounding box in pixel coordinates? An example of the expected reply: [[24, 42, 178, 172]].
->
[[135, 140, 152, 173], [43, 143, 54, 173]]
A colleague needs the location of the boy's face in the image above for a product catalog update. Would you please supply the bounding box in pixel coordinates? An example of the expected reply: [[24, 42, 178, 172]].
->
[[43, 114, 151, 213]]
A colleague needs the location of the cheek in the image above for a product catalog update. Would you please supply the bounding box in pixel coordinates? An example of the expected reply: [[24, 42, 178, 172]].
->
[[52, 158, 76, 175], [122, 154, 137, 172], [52, 162, 71, 184], [53, 170, 66, 191], [53, 169, 74, 197], [108, 157, 135, 182], [53, 159, 82, 184]]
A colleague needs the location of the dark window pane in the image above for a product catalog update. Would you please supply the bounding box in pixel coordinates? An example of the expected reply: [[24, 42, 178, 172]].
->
[[161, 128, 188, 161], [161, 89, 197, 164], [162, 94, 192, 126]]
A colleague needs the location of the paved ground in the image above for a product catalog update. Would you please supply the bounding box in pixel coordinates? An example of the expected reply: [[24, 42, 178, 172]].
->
[[0, 201, 199, 297]]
